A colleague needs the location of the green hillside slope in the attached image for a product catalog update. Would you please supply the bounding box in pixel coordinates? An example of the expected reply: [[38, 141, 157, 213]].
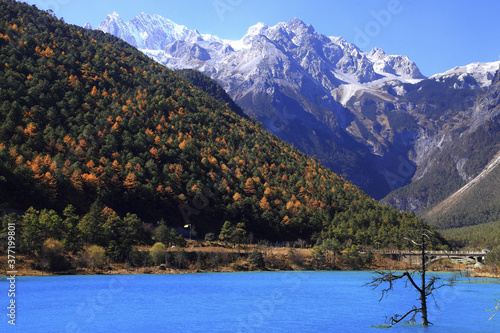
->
[[424, 156, 500, 229], [441, 220, 500, 249]]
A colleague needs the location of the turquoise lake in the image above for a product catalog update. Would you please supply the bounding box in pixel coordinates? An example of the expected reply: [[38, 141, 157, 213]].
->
[[1, 271, 499, 332]]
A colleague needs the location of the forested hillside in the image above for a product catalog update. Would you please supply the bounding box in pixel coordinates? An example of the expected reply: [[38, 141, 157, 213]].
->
[[0, 1, 442, 253], [423, 154, 500, 229], [441, 220, 500, 249]]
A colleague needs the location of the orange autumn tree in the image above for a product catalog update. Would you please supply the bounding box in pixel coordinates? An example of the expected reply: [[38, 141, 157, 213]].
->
[[123, 173, 138, 190]]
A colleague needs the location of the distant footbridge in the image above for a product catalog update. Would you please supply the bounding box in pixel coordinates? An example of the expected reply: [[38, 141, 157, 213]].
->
[[377, 250, 488, 265]]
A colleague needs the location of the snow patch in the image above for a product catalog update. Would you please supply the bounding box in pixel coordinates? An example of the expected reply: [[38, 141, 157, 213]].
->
[[430, 61, 500, 87]]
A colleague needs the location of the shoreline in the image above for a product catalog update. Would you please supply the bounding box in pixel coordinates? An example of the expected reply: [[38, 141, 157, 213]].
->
[[1, 243, 410, 277], [3, 268, 500, 279], [3, 249, 499, 279]]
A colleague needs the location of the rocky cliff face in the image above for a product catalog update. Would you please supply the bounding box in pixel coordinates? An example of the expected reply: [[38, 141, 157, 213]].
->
[[382, 64, 500, 214], [95, 13, 500, 205]]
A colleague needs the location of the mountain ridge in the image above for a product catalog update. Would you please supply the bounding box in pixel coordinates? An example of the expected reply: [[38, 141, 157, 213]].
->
[[96, 12, 191, 50], [96, 13, 426, 95], [93, 11, 500, 218]]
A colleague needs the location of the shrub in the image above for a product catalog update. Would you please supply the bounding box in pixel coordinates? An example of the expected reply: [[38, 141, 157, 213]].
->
[[204, 232, 216, 243], [150, 242, 167, 265], [128, 248, 154, 267], [82, 245, 106, 271], [249, 250, 265, 270], [39, 238, 69, 271], [155, 225, 186, 247], [173, 250, 189, 269]]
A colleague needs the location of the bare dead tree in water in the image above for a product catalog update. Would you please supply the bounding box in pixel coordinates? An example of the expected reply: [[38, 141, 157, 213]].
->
[[365, 229, 453, 327]]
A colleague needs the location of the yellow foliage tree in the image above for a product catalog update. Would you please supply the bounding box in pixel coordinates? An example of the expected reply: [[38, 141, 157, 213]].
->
[[244, 178, 255, 195], [179, 139, 188, 150], [233, 192, 243, 203], [124, 173, 138, 190], [24, 123, 36, 137], [259, 196, 271, 212], [112, 160, 121, 171], [149, 147, 159, 160]]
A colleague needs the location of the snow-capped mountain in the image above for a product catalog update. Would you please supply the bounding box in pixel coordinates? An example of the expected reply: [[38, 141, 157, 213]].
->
[[94, 13, 500, 204], [146, 18, 424, 100], [96, 14, 424, 104]]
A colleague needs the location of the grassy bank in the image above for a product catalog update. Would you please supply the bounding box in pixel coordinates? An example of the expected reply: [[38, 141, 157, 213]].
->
[[3, 240, 496, 277]]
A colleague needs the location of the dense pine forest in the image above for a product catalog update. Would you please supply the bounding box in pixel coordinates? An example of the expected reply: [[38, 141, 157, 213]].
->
[[442, 220, 500, 249], [0, 0, 446, 265]]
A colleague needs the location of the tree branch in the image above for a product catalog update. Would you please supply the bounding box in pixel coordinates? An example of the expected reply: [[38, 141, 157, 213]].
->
[[387, 307, 421, 327], [404, 237, 422, 247], [424, 275, 454, 297], [403, 271, 422, 293], [364, 270, 408, 301], [488, 298, 500, 321]]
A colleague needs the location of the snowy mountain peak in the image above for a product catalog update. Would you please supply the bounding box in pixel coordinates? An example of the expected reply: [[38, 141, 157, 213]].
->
[[367, 47, 386, 58], [286, 17, 309, 31], [288, 17, 305, 25], [365, 47, 425, 81], [102, 11, 124, 25], [245, 22, 268, 36], [185, 29, 203, 42], [289, 18, 316, 36], [328, 36, 350, 49]]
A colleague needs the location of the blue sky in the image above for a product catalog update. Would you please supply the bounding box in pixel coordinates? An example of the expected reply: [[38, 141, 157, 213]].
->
[[22, 0, 500, 77]]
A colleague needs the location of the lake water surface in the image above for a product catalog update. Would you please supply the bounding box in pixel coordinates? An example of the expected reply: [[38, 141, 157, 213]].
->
[[1, 271, 499, 332]]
